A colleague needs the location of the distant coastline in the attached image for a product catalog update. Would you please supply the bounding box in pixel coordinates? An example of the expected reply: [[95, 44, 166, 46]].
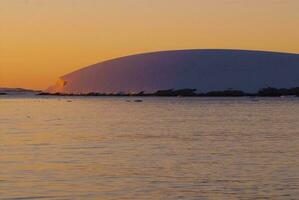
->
[[37, 87, 299, 98], [0, 88, 41, 96], [2, 87, 299, 97]]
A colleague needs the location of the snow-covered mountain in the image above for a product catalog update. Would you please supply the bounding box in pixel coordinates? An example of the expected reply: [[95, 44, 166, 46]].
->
[[47, 49, 299, 94]]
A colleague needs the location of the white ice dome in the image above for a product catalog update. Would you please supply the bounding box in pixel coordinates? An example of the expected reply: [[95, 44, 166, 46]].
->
[[47, 49, 299, 94]]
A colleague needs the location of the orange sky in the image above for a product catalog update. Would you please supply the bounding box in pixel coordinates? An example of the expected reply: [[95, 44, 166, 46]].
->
[[0, 0, 299, 90]]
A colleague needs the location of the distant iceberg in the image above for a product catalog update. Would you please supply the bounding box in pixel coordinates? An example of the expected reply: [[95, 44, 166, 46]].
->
[[46, 49, 299, 94]]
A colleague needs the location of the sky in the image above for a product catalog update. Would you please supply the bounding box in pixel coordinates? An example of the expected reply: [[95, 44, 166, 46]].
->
[[0, 0, 299, 90]]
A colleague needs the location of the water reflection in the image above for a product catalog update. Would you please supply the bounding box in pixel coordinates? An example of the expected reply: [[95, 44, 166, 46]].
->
[[1, 97, 299, 199]]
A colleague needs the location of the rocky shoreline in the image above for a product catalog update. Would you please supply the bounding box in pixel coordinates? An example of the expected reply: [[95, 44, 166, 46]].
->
[[37, 87, 299, 97]]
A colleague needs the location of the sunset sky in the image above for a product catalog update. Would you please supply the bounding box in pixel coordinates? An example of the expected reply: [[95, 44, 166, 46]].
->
[[0, 0, 299, 90]]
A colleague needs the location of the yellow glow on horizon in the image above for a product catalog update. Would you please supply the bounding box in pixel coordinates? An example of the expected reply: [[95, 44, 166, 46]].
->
[[1, 0, 299, 89]]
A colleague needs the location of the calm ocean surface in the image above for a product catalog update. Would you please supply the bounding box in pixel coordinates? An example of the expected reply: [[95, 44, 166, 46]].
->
[[1, 96, 299, 199]]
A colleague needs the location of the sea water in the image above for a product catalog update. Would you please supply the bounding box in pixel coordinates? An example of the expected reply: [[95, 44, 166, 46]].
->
[[1, 96, 299, 199]]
